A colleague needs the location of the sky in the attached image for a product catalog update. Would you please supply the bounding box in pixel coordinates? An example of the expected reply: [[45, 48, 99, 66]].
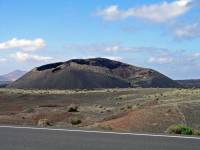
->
[[0, 0, 200, 79]]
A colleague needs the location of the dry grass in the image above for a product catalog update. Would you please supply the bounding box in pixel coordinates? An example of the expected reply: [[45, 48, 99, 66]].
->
[[31, 112, 71, 125]]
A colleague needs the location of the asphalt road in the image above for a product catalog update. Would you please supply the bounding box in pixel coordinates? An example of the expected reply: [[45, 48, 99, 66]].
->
[[0, 126, 199, 150]]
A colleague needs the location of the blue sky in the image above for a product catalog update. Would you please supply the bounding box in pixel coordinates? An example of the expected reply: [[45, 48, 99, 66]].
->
[[0, 0, 200, 79]]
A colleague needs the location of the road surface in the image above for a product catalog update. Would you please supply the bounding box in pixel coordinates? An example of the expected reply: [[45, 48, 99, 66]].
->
[[0, 126, 199, 150]]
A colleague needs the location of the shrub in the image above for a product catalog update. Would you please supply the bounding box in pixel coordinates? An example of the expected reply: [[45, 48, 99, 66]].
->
[[70, 117, 82, 125], [68, 104, 79, 112], [127, 105, 132, 109], [193, 130, 200, 136], [98, 105, 103, 108], [39, 104, 59, 108], [23, 108, 34, 113], [37, 119, 51, 127], [166, 124, 199, 135], [98, 124, 112, 131]]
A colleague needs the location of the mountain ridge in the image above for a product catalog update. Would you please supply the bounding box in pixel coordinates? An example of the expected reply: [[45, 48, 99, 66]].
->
[[0, 70, 26, 81], [176, 79, 200, 88]]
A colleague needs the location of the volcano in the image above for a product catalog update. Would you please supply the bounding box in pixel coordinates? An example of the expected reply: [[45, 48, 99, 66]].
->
[[9, 58, 180, 89]]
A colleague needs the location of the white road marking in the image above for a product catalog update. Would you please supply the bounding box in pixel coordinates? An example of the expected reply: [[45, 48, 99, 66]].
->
[[0, 125, 200, 140]]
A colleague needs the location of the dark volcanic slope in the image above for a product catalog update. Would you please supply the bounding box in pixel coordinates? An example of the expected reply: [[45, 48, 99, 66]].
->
[[9, 58, 180, 89], [177, 79, 200, 88]]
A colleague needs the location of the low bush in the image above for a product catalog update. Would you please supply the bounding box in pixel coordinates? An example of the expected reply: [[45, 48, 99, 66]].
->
[[70, 117, 82, 125], [38, 104, 59, 108], [23, 108, 34, 113], [166, 124, 200, 136], [68, 104, 79, 112], [98, 124, 112, 131], [127, 105, 132, 109], [193, 130, 200, 136], [37, 119, 51, 127]]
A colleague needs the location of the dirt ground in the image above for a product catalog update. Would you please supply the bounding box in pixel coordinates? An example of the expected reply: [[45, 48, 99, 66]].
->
[[0, 88, 200, 134]]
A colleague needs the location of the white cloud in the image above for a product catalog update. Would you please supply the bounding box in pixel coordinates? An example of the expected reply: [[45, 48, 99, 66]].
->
[[0, 58, 7, 62], [188, 52, 200, 60], [148, 56, 173, 64], [71, 56, 122, 61], [104, 45, 121, 52], [0, 38, 45, 52], [96, 0, 192, 22], [146, 49, 200, 79], [10, 52, 53, 62], [65, 43, 143, 53], [174, 23, 200, 39], [147, 49, 200, 67], [96, 5, 122, 21], [193, 52, 200, 58]]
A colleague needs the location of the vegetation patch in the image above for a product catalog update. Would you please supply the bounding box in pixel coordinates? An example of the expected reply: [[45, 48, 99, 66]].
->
[[70, 117, 82, 125], [98, 124, 113, 131], [37, 119, 52, 127], [166, 124, 200, 136], [23, 108, 34, 113], [38, 104, 59, 108], [68, 104, 79, 112]]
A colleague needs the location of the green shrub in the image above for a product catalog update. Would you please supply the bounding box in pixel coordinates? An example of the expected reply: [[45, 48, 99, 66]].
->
[[23, 108, 34, 113], [68, 104, 79, 112], [167, 124, 199, 135], [98, 124, 112, 130], [193, 130, 200, 136], [70, 117, 82, 125], [127, 105, 132, 109]]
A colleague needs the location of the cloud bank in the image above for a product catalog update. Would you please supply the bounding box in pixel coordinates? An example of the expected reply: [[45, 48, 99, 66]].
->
[[10, 51, 53, 62], [0, 38, 54, 63], [96, 0, 192, 22], [0, 38, 45, 52], [173, 22, 200, 39]]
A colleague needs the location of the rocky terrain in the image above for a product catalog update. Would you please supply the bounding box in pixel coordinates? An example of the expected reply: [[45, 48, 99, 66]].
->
[[0, 88, 200, 134]]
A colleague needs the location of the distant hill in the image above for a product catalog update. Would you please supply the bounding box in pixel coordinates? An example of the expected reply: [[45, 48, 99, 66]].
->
[[0, 76, 8, 81], [0, 70, 26, 82], [176, 79, 200, 88], [0, 81, 12, 88], [9, 58, 180, 89]]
